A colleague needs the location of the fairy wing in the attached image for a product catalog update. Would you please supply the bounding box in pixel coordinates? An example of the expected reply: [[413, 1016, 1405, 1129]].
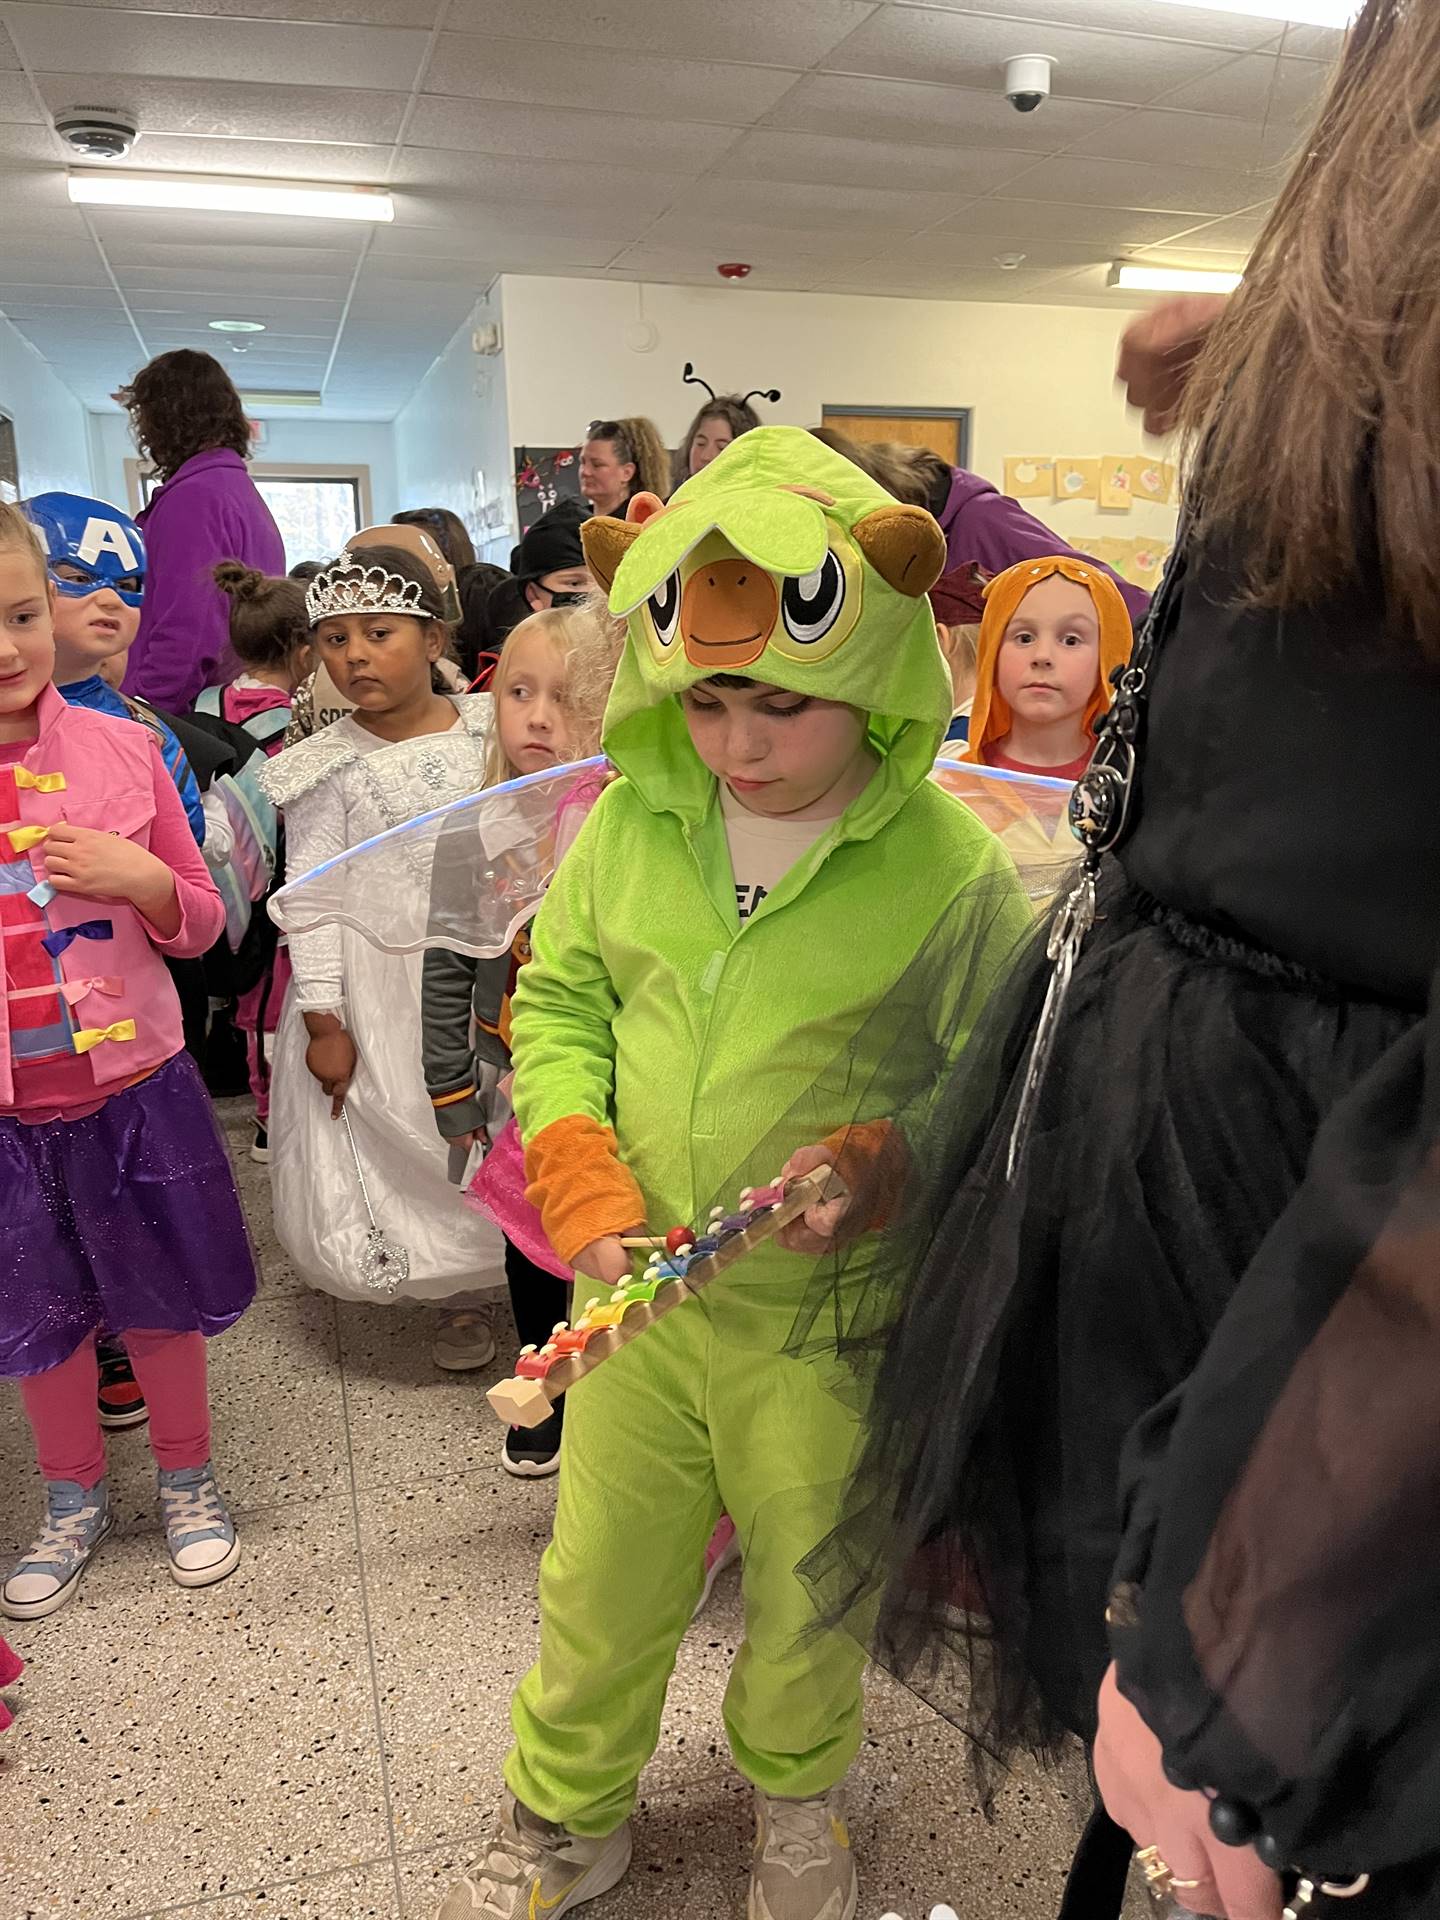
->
[[269, 756, 607, 960]]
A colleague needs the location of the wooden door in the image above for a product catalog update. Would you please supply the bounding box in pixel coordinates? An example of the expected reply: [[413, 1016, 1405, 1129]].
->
[[822, 411, 963, 463]]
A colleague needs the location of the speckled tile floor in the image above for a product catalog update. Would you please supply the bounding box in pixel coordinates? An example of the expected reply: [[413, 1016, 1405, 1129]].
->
[[0, 1097, 1129, 1920]]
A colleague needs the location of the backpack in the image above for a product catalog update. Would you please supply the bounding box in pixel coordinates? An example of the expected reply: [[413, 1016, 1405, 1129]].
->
[[193, 689, 292, 1000]]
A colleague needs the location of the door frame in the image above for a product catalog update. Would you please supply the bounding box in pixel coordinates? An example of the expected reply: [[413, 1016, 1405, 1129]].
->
[[821, 404, 972, 468]]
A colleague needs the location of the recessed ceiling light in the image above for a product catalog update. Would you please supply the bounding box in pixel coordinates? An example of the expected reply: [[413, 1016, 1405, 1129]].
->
[[1109, 262, 1245, 294], [67, 172, 394, 222], [1146, 0, 1355, 26], [209, 318, 266, 333], [994, 251, 1028, 270]]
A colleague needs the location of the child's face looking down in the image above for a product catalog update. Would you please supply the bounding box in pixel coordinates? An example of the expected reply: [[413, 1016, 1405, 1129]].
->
[[496, 626, 572, 776], [680, 678, 872, 819], [994, 575, 1100, 729], [49, 570, 140, 685], [0, 548, 56, 739], [311, 611, 442, 714]]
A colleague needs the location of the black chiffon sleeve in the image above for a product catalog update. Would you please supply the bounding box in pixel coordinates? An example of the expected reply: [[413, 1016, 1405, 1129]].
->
[[1112, 967, 1440, 1880]]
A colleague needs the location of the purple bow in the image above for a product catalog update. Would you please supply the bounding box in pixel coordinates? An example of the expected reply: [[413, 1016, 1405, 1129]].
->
[[41, 919, 114, 959]]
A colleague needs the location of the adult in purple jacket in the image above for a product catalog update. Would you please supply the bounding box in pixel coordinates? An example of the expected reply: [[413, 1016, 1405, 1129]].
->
[[119, 351, 286, 711], [811, 427, 1152, 626]]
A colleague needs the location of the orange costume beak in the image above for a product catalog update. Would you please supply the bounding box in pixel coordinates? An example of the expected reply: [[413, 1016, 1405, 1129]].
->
[[680, 560, 778, 670]]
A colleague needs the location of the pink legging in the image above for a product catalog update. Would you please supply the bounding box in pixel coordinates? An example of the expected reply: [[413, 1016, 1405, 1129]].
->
[[19, 1330, 211, 1489]]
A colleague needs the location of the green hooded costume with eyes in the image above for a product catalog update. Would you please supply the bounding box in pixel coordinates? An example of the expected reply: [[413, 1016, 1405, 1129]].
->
[[503, 426, 1032, 1836]]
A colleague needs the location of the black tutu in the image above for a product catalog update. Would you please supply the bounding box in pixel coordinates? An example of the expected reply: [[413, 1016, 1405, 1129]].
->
[[793, 867, 1420, 1791]]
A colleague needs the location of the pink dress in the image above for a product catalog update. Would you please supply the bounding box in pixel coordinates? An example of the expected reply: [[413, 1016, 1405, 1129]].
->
[[462, 766, 609, 1284]]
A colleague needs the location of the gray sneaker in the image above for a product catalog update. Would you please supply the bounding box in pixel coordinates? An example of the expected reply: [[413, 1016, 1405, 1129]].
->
[[438, 1793, 632, 1919], [158, 1463, 241, 1589], [1, 1478, 114, 1620], [748, 1786, 858, 1920]]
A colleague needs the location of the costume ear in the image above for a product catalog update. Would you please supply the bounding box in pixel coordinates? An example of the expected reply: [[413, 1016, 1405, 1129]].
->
[[581, 515, 643, 593], [851, 506, 947, 598], [626, 491, 667, 526]]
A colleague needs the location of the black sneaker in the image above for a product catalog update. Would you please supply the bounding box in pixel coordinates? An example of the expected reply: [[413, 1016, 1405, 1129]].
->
[[502, 1407, 563, 1479], [250, 1125, 270, 1165], [96, 1338, 148, 1431]]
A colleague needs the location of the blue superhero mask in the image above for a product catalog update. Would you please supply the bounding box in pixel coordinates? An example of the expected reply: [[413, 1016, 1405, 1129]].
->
[[23, 492, 147, 609]]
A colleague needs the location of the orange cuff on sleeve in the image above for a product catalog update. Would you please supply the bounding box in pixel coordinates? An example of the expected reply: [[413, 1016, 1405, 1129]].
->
[[821, 1118, 908, 1234], [524, 1115, 647, 1266]]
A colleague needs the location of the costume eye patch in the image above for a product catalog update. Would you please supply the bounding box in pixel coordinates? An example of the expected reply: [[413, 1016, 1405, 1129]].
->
[[781, 552, 846, 645], [647, 570, 681, 648]]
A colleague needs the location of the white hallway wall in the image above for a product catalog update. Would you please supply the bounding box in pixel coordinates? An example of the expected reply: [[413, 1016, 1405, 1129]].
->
[[1, 317, 95, 500], [499, 276, 1176, 555], [393, 285, 515, 564], [87, 413, 401, 527]]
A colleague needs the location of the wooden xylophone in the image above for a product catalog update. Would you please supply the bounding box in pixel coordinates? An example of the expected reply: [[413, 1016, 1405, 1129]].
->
[[485, 1168, 847, 1428]]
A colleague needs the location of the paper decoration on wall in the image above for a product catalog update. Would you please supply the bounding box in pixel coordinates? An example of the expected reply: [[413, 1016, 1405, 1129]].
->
[[1127, 457, 1174, 504], [1099, 456, 1134, 512], [514, 445, 582, 533], [1053, 458, 1100, 503], [1126, 541, 1168, 590], [1004, 457, 1055, 499]]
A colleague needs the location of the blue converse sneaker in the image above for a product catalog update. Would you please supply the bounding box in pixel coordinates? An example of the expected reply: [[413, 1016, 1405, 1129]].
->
[[1, 1479, 114, 1620], [157, 1463, 241, 1589]]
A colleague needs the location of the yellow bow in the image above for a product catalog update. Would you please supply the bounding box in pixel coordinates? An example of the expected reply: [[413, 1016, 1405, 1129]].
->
[[14, 768, 66, 793], [8, 824, 49, 852], [72, 1018, 137, 1055]]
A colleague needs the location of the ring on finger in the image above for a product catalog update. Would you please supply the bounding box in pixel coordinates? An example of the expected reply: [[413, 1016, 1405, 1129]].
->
[[1136, 1847, 1204, 1899]]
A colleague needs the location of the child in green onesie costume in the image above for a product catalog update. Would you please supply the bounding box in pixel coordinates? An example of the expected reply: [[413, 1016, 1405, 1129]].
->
[[437, 427, 1033, 1920]]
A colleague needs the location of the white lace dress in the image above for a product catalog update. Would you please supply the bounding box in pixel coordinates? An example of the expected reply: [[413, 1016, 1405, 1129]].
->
[[259, 698, 507, 1303]]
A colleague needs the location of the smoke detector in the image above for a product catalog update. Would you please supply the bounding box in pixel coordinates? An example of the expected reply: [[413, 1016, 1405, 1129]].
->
[[54, 107, 139, 160]]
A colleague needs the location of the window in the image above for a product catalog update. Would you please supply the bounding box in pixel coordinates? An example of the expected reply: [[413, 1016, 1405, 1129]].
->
[[129, 460, 372, 569]]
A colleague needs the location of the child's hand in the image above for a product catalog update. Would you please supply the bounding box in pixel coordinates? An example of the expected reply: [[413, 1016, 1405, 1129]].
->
[[42, 824, 178, 931], [571, 1235, 634, 1288], [776, 1145, 851, 1253], [305, 1027, 357, 1118]]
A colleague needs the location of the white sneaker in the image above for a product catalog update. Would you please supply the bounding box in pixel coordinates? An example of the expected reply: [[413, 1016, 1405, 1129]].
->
[[433, 1304, 498, 1371], [748, 1786, 858, 1920], [437, 1794, 632, 1919]]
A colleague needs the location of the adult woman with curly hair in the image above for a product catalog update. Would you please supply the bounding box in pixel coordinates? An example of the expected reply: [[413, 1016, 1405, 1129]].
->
[[120, 350, 285, 710]]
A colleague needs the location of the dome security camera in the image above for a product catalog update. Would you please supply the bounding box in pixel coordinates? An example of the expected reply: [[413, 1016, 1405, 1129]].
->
[[1003, 55, 1054, 114], [54, 106, 139, 159]]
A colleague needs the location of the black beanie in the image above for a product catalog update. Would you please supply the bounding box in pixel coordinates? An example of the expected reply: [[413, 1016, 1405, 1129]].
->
[[509, 497, 588, 585]]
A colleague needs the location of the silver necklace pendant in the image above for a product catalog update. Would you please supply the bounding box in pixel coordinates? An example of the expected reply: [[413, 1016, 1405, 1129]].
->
[[1005, 864, 1096, 1178]]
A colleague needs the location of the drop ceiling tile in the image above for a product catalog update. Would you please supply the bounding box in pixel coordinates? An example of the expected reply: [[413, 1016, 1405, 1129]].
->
[[110, 133, 392, 182], [663, 175, 968, 235], [939, 197, 1230, 248], [1152, 51, 1329, 120], [907, 0, 1283, 52], [427, 34, 801, 123], [1158, 207, 1269, 250], [819, 9, 1239, 104], [873, 231, 1105, 272], [1067, 106, 1265, 170], [0, 123, 55, 163], [104, 242, 363, 276], [0, 249, 111, 286], [38, 0, 436, 20], [711, 127, 1035, 196], [447, 0, 870, 65], [387, 150, 681, 218], [1271, 23, 1345, 61], [604, 230, 882, 275], [0, 71, 43, 120], [993, 152, 1258, 215], [405, 96, 744, 173], [0, 281, 118, 306], [2, 7, 431, 92], [116, 266, 356, 299], [769, 72, 1128, 151], [371, 219, 631, 269], [353, 254, 489, 287], [34, 74, 410, 145], [2, 166, 72, 213], [813, 261, 1067, 301]]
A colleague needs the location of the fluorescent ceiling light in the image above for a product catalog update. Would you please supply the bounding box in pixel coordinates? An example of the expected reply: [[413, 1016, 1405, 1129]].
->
[[68, 172, 393, 222], [237, 390, 323, 407], [1109, 262, 1244, 294], [1145, 0, 1355, 25]]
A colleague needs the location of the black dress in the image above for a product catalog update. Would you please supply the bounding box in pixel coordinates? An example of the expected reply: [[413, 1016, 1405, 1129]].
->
[[799, 532, 1440, 1909]]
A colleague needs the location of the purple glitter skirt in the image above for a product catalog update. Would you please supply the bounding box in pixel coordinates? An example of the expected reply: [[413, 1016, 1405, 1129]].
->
[[0, 1052, 256, 1378]]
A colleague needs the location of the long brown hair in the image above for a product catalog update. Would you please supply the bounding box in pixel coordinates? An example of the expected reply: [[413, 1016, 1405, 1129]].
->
[[118, 350, 251, 483], [677, 396, 761, 479], [392, 507, 477, 571], [586, 417, 672, 499], [1182, 0, 1440, 651], [808, 428, 952, 515]]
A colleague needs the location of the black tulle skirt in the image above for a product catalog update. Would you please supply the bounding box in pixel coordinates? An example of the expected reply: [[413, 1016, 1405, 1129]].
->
[[796, 869, 1419, 1785]]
